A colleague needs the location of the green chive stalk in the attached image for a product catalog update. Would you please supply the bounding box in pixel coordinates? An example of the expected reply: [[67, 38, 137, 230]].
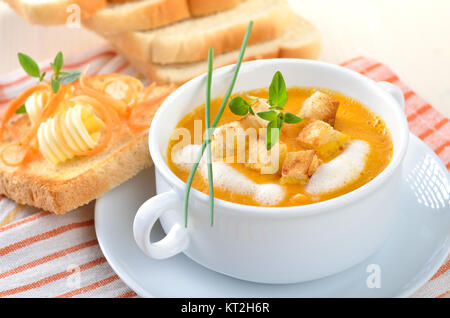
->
[[183, 21, 253, 227]]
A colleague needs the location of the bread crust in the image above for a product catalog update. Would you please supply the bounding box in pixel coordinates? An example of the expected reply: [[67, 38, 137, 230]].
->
[[83, 0, 191, 34], [0, 130, 151, 214], [4, 0, 107, 25], [187, 0, 242, 16], [107, 0, 293, 64], [83, 0, 244, 34], [112, 15, 322, 84]]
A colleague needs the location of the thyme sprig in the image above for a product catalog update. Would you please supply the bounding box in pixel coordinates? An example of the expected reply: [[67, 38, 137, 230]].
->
[[17, 51, 81, 107], [229, 71, 302, 150]]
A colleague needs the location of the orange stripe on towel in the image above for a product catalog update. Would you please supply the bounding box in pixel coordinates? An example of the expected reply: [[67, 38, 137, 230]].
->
[[431, 260, 450, 280], [0, 239, 98, 279], [114, 62, 130, 74], [407, 104, 432, 122], [0, 219, 94, 256], [56, 275, 120, 298], [403, 91, 415, 100], [117, 291, 138, 298], [360, 63, 382, 74], [419, 128, 435, 140], [384, 74, 399, 83], [437, 289, 450, 298], [340, 56, 364, 67], [435, 118, 449, 130], [0, 257, 107, 297], [0, 211, 51, 233], [435, 141, 450, 155]]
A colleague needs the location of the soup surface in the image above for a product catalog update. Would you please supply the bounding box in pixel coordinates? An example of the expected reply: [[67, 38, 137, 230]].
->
[[167, 87, 393, 207]]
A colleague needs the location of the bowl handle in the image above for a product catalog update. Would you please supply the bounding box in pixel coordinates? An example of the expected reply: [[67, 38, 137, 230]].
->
[[377, 81, 405, 111], [133, 190, 189, 259]]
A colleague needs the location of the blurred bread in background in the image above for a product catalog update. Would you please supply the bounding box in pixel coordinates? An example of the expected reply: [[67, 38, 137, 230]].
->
[[3, 0, 321, 84], [117, 16, 321, 84], [3, 0, 107, 25]]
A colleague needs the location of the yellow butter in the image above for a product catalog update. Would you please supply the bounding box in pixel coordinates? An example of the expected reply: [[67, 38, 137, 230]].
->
[[37, 104, 104, 164]]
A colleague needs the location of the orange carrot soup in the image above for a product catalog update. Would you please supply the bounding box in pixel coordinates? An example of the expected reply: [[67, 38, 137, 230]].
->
[[167, 86, 393, 207]]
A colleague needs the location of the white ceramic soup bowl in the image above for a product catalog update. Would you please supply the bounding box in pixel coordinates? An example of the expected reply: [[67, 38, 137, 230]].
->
[[134, 59, 409, 284]]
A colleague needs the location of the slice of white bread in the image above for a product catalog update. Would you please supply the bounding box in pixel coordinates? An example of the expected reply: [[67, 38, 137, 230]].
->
[[83, 0, 190, 34], [3, 0, 107, 25], [83, 0, 244, 33], [114, 16, 322, 85], [187, 0, 242, 17], [0, 85, 172, 214], [105, 0, 294, 64]]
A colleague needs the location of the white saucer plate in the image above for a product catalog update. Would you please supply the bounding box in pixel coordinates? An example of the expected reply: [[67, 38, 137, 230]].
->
[[95, 134, 450, 297]]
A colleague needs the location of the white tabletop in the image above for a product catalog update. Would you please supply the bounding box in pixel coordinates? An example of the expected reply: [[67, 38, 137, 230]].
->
[[0, 0, 449, 117]]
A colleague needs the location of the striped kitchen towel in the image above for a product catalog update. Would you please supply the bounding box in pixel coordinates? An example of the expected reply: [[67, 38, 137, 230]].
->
[[0, 50, 448, 297]]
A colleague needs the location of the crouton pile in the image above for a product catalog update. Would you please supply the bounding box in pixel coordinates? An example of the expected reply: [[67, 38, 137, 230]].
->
[[211, 91, 351, 186]]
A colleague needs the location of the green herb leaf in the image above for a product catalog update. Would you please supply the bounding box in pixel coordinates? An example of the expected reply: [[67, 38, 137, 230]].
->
[[15, 104, 27, 114], [257, 110, 278, 121], [51, 51, 63, 76], [248, 106, 255, 116], [51, 79, 60, 93], [266, 119, 281, 150], [268, 71, 288, 109], [229, 96, 250, 116], [18, 53, 41, 78], [59, 71, 81, 84], [284, 112, 302, 124]]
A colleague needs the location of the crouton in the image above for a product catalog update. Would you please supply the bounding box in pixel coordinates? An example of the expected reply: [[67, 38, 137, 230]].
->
[[245, 138, 287, 174], [280, 150, 321, 185], [210, 121, 248, 160], [239, 99, 271, 129], [308, 154, 321, 176], [299, 91, 340, 126], [298, 120, 350, 160]]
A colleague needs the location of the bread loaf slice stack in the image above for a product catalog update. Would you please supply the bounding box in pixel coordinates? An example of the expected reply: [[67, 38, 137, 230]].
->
[[117, 16, 321, 84], [100, 0, 321, 84], [83, 0, 244, 33], [5, 0, 321, 84], [4, 0, 243, 28]]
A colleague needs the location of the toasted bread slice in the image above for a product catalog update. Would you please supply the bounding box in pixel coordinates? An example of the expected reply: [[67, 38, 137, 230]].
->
[[114, 15, 322, 84], [83, 0, 191, 34], [3, 0, 107, 25], [5, 0, 243, 29], [83, 0, 244, 33], [0, 85, 171, 214], [187, 0, 243, 16], [106, 0, 294, 64]]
